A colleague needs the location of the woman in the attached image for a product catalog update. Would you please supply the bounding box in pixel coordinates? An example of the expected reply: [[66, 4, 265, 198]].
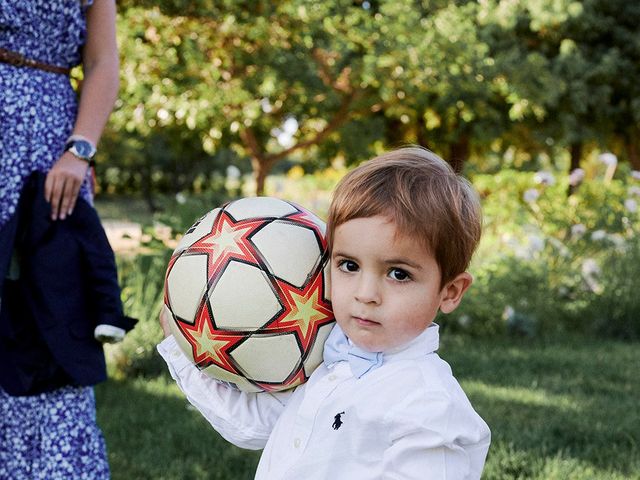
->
[[0, 0, 119, 477]]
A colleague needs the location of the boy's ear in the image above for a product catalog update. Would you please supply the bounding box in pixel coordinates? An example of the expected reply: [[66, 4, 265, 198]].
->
[[439, 272, 473, 314]]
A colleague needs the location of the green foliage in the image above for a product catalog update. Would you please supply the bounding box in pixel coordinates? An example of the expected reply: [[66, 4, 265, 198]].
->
[[479, 0, 640, 158], [99, 0, 640, 196], [583, 236, 640, 340], [444, 161, 640, 339], [108, 252, 172, 378]]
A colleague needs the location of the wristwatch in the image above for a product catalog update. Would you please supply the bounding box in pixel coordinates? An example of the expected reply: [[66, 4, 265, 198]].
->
[[64, 138, 96, 164]]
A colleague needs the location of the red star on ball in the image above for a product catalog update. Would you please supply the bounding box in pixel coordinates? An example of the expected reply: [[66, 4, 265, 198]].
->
[[186, 211, 266, 277], [266, 272, 334, 353], [256, 367, 308, 393], [177, 304, 243, 373]]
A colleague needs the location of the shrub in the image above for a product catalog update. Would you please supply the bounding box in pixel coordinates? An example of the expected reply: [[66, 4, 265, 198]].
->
[[107, 251, 172, 378], [446, 159, 640, 339]]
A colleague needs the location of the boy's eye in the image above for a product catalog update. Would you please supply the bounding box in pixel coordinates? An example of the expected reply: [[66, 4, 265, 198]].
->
[[388, 268, 410, 281], [337, 260, 359, 272]]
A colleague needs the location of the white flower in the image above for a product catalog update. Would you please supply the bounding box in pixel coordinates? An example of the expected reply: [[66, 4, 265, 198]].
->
[[175, 192, 187, 204], [571, 223, 587, 237], [629, 186, 640, 197], [599, 152, 618, 167], [581, 258, 603, 293], [502, 305, 515, 321], [457, 315, 471, 327], [581, 258, 600, 276], [625, 198, 638, 213], [632, 170, 640, 180], [534, 171, 556, 185], [591, 230, 607, 241], [568, 168, 585, 186], [528, 234, 545, 252], [523, 188, 540, 203], [609, 234, 625, 248], [260, 98, 273, 113]]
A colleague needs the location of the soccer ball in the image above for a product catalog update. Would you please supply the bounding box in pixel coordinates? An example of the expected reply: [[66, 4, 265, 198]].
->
[[164, 197, 335, 392]]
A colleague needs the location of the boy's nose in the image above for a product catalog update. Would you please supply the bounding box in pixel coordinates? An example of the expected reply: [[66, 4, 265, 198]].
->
[[355, 276, 381, 305]]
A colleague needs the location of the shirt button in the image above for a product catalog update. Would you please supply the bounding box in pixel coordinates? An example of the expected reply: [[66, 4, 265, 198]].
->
[[293, 438, 301, 448], [171, 350, 181, 359], [328, 374, 337, 381]]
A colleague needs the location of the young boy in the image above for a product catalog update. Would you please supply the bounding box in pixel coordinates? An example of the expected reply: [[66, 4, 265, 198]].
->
[[158, 146, 491, 479]]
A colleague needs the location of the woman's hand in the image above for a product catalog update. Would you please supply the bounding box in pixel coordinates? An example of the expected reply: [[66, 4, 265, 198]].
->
[[159, 305, 173, 338], [44, 152, 89, 220]]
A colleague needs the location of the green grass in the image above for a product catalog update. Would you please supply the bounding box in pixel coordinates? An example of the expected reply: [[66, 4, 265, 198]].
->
[[96, 376, 260, 479], [96, 336, 640, 480]]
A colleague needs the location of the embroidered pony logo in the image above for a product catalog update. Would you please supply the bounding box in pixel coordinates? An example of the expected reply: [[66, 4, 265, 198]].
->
[[332, 411, 345, 430]]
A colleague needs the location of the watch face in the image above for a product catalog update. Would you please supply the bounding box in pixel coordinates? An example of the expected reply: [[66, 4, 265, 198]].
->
[[75, 140, 94, 158]]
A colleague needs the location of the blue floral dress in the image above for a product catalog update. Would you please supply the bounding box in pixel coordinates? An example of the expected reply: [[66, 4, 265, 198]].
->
[[0, 1, 109, 478], [0, 0, 93, 230]]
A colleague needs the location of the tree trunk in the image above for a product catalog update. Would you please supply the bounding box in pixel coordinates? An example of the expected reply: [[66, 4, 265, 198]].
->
[[448, 135, 469, 173], [252, 156, 274, 196], [627, 137, 640, 171], [385, 117, 405, 147], [416, 119, 432, 151], [568, 142, 582, 196], [142, 157, 158, 212]]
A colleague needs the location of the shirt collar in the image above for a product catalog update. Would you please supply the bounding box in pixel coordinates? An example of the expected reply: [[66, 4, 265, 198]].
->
[[383, 323, 440, 361]]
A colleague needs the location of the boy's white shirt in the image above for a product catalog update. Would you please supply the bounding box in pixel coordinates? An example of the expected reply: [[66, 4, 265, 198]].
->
[[157, 324, 491, 479]]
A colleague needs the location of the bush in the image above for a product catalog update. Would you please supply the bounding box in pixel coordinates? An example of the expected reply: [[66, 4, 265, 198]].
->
[[444, 159, 640, 339], [580, 236, 640, 340], [107, 251, 172, 378]]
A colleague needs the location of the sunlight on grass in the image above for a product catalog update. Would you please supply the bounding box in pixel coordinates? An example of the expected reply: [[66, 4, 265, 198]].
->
[[461, 380, 580, 412], [119, 375, 185, 399]]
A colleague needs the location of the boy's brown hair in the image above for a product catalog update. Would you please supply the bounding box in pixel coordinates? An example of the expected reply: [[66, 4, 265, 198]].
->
[[326, 146, 482, 288]]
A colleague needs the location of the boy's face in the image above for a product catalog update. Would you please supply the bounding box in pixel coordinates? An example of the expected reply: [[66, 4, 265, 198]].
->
[[330, 215, 452, 352]]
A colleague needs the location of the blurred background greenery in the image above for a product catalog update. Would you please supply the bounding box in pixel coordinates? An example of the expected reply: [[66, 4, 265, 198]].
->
[[90, 0, 640, 478]]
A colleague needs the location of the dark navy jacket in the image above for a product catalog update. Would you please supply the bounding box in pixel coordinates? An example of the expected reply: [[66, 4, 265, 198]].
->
[[0, 172, 135, 395]]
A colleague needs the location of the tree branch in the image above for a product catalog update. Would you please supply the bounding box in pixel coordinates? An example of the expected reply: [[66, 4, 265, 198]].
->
[[266, 90, 360, 162]]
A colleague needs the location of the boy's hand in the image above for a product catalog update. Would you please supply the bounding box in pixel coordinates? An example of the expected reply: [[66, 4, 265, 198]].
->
[[159, 305, 173, 338]]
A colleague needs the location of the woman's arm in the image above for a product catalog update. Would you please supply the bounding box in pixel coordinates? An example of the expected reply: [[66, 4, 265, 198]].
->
[[45, 0, 119, 220]]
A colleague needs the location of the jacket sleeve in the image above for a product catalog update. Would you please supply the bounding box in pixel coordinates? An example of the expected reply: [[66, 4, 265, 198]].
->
[[157, 335, 291, 450], [71, 199, 137, 331]]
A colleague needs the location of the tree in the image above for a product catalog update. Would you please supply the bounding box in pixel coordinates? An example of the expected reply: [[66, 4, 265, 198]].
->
[[113, 0, 430, 194], [479, 0, 640, 173]]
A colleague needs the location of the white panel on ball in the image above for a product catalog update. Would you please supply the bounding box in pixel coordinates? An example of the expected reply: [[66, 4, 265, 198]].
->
[[209, 261, 281, 330], [323, 260, 331, 302], [252, 220, 321, 287], [225, 197, 297, 220], [174, 208, 220, 252], [230, 334, 301, 383], [303, 212, 327, 235], [303, 323, 334, 376], [167, 254, 209, 323]]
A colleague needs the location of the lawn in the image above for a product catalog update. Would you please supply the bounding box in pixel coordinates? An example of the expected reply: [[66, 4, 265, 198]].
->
[[96, 335, 640, 480]]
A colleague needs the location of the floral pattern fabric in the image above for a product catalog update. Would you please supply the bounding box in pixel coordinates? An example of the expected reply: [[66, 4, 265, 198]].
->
[[0, 2, 109, 478], [0, 386, 110, 480], [0, 0, 94, 230]]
